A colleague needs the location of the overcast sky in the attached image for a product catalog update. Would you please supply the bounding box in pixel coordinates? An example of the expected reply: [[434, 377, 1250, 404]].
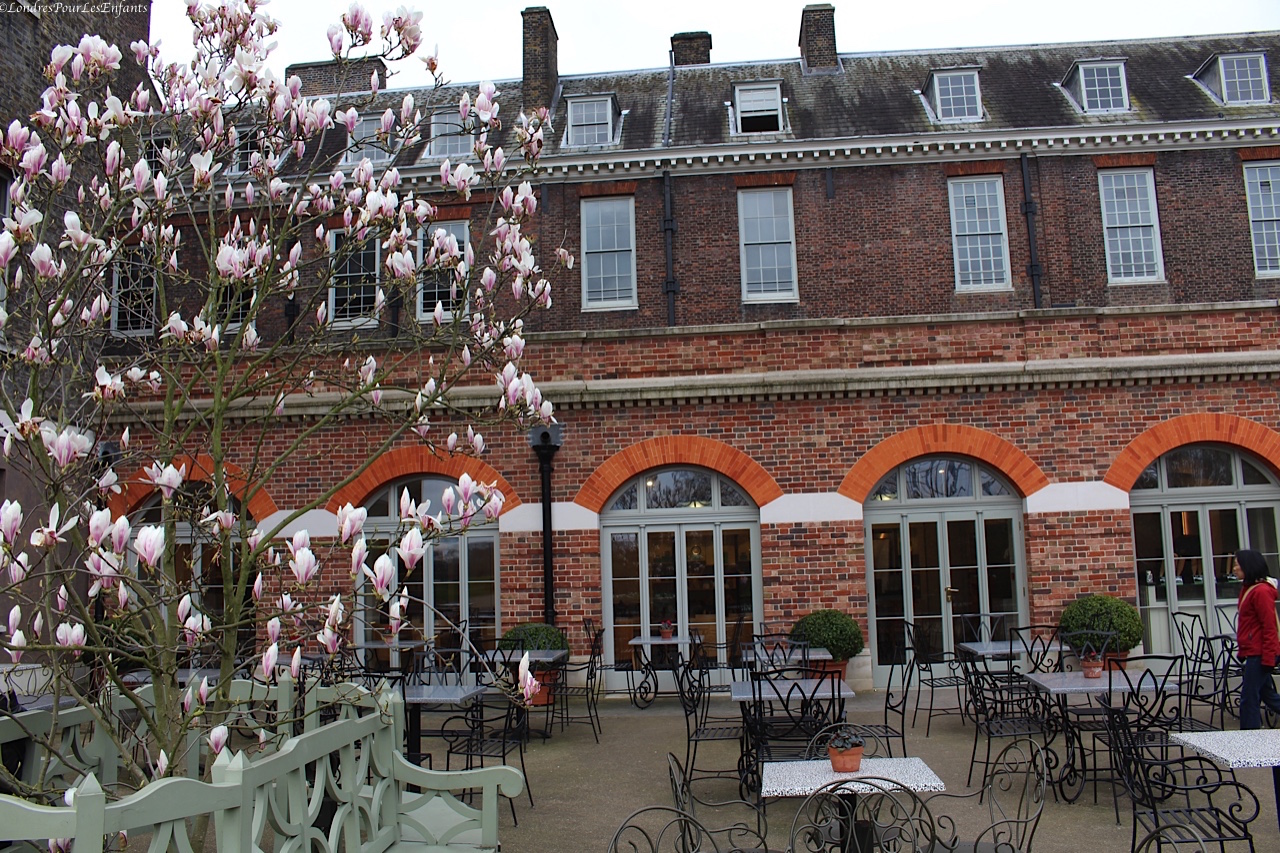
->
[[149, 1, 1279, 90]]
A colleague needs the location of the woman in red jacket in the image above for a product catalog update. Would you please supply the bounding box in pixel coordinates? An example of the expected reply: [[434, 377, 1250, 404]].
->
[[1234, 548, 1280, 729]]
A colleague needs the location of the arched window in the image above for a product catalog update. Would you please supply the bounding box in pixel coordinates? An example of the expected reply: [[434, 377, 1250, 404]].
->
[[358, 476, 498, 664], [864, 456, 1024, 682], [1130, 444, 1280, 651], [600, 467, 761, 690]]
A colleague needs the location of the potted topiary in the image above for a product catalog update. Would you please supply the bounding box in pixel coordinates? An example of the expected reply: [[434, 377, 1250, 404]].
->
[[790, 609, 864, 679], [1058, 593, 1143, 671], [501, 622, 569, 705], [827, 725, 866, 772]]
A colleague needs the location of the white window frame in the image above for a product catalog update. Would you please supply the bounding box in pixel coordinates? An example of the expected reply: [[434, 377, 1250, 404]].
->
[[1079, 62, 1130, 113], [328, 230, 381, 328], [110, 248, 155, 337], [931, 70, 982, 122], [734, 83, 783, 134], [1244, 161, 1280, 278], [427, 110, 471, 159], [417, 220, 470, 320], [948, 176, 1012, 291], [580, 196, 637, 311], [344, 114, 393, 167], [1220, 54, 1270, 106], [1098, 168, 1166, 284], [737, 187, 799, 303], [567, 97, 614, 147]]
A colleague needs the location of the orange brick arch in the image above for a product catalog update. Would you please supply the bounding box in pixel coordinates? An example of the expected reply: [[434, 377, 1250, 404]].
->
[[109, 454, 280, 522], [1104, 413, 1280, 491], [574, 436, 784, 513], [325, 446, 523, 513], [839, 424, 1051, 502]]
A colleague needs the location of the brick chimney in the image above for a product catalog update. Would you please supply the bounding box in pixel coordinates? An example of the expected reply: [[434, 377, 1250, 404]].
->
[[284, 57, 388, 96], [671, 32, 712, 66], [522, 6, 559, 112], [799, 4, 838, 71]]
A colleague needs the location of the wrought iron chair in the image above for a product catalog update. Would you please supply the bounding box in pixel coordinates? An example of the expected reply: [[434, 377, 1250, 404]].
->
[[905, 620, 969, 734], [1010, 624, 1062, 676], [743, 633, 811, 670], [608, 805, 764, 853], [675, 656, 746, 784], [666, 752, 770, 844], [787, 777, 942, 853], [960, 653, 1052, 789], [1170, 613, 1231, 729], [553, 626, 604, 741], [442, 697, 533, 822], [803, 724, 888, 760], [857, 658, 911, 757], [1102, 699, 1259, 853], [1133, 823, 1210, 852], [926, 738, 1047, 853]]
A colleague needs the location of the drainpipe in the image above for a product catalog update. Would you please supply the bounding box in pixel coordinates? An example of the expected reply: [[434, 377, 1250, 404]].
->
[[528, 424, 563, 625], [1020, 153, 1043, 309]]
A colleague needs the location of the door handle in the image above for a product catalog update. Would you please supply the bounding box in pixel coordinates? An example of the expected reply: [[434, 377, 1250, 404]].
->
[[945, 587, 959, 602]]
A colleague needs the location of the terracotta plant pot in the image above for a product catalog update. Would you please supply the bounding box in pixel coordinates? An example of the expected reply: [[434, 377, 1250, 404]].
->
[[829, 745, 864, 773], [814, 658, 849, 679], [1105, 651, 1129, 672], [529, 668, 559, 706], [659, 629, 673, 640], [1082, 659, 1104, 679]]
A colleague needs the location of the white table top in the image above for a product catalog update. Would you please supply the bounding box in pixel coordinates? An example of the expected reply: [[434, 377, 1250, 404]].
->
[[1022, 670, 1157, 695], [352, 638, 429, 650], [628, 635, 694, 647], [957, 639, 1065, 659], [401, 683, 486, 706], [1171, 729, 1280, 768], [730, 678, 857, 703], [762, 757, 945, 797], [479, 648, 569, 665]]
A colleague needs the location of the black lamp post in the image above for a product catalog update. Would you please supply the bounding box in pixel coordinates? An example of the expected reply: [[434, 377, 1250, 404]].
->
[[528, 424, 563, 625]]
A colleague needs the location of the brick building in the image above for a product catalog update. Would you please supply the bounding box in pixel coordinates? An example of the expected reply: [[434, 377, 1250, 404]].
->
[[111, 5, 1280, 689]]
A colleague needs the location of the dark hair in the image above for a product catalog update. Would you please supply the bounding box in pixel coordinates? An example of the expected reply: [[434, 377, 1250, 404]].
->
[[1236, 549, 1271, 587]]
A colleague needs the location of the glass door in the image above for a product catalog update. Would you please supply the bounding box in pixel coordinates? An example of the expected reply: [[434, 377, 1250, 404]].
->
[[868, 511, 1021, 682]]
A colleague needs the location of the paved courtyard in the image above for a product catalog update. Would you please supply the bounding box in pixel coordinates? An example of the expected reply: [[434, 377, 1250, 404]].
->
[[453, 687, 1280, 851]]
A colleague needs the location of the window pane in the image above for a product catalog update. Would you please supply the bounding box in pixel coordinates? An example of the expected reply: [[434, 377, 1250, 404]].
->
[[644, 469, 713, 509], [569, 99, 611, 145], [1082, 64, 1126, 111], [1099, 170, 1161, 280], [1245, 164, 1280, 274], [740, 189, 795, 298], [113, 249, 156, 334], [420, 220, 469, 316], [949, 178, 1007, 287], [429, 112, 471, 158], [611, 484, 638, 511], [1222, 55, 1267, 103], [902, 459, 973, 499], [936, 71, 980, 119], [1165, 446, 1233, 488], [331, 232, 378, 320], [870, 473, 898, 501], [583, 198, 634, 306]]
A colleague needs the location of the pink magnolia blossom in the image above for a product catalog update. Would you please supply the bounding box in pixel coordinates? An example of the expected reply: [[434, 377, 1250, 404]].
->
[[289, 547, 318, 585], [153, 751, 169, 779], [336, 503, 366, 544], [54, 622, 86, 655], [30, 503, 75, 548], [261, 642, 278, 681], [134, 525, 164, 568], [143, 461, 186, 499], [6, 630, 23, 664], [0, 500, 22, 545], [396, 527, 425, 571], [364, 554, 395, 601], [350, 537, 368, 578], [316, 624, 341, 655], [208, 725, 229, 756], [518, 652, 539, 704], [267, 617, 281, 644], [290, 647, 302, 679]]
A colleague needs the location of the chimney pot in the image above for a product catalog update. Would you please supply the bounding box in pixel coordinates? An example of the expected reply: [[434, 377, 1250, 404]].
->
[[670, 31, 712, 66], [799, 4, 838, 71]]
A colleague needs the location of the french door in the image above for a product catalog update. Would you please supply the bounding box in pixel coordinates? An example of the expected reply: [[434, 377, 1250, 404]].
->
[[868, 511, 1021, 683], [603, 523, 759, 692]]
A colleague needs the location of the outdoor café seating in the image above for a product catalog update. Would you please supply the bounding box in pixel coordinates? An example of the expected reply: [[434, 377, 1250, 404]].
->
[[925, 738, 1048, 853], [607, 805, 768, 853]]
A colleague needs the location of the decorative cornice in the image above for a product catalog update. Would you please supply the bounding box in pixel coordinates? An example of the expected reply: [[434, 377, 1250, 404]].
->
[[394, 119, 1280, 188]]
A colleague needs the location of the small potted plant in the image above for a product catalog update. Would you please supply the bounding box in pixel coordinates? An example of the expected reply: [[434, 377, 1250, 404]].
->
[[790, 609, 865, 678], [827, 726, 865, 773], [1059, 593, 1143, 671], [659, 619, 674, 640], [501, 622, 569, 706], [1079, 649, 1105, 679]]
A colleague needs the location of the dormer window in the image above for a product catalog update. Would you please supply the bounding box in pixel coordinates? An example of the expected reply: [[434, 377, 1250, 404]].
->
[[1194, 53, 1270, 106], [428, 110, 472, 159], [734, 83, 783, 134], [1063, 60, 1129, 113], [567, 96, 616, 146], [925, 69, 982, 122]]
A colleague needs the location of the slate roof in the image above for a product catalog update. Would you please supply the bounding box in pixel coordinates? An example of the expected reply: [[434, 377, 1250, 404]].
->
[[298, 31, 1280, 173]]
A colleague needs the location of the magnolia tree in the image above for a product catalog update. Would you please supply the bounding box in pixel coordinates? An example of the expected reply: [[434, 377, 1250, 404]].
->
[[0, 0, 558, 792]]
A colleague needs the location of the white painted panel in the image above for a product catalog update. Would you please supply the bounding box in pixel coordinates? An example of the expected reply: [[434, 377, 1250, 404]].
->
[[1025, 481, 1130, 514], [759, 492, 862, 525]]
